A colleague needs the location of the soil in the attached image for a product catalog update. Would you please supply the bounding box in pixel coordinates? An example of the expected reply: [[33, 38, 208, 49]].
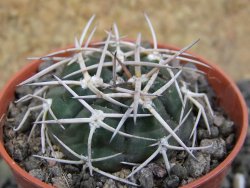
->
[[3, 110, 235, 188], [2, 61, 237, 188]]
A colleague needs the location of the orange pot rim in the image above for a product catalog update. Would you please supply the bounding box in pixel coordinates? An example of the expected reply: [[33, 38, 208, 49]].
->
[[0, 42, 248, 188]]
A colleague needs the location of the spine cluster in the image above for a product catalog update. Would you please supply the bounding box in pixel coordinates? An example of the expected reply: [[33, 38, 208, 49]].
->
[[14, 14, 214, 186]]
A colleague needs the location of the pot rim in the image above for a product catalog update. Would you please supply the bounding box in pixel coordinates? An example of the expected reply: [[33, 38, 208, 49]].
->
[[0, 42, 248, 188]]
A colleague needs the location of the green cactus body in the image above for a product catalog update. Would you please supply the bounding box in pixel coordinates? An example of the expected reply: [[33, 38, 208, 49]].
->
[[45, 45, 194, 172]]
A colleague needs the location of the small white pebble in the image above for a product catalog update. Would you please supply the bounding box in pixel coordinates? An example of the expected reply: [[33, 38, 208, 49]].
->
[[213, 114, 225, 127], [67, 173, 72, 179], [147, 53, 160, 61], [47, 159, 57, 166], [233, 173, 245, 188], [52, 151, 64, 159]]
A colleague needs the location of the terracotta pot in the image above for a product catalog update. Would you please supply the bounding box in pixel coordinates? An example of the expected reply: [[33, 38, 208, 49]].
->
[[0, 43, 248, 188]]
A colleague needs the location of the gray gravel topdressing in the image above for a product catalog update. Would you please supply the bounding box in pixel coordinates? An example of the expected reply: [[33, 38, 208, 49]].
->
[[0, 80, 249, 188]]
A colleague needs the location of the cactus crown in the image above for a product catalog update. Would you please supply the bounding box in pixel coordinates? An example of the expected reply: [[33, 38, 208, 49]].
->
[[15, 14, 214, 186]]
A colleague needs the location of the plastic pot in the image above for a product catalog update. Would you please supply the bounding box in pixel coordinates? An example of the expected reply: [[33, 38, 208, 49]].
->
[[0, 43, 248, 188]]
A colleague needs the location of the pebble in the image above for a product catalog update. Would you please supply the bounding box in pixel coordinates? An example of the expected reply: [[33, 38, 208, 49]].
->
[[219, 120, 234, 137], [213, 114, 225, 127], [138, 168, 154, 188], [15, 100, 29, 109], [197, 72, 209, 87], [39, 74, 54, 82], [181, 63, 199, 84], [82, 173, 90, 180], [184, 152, 210, 178], [81, 176, 96, 188], [29, 169, 46, 181], [163, 175, 180, 188], [180, 177, 195, 185], [64, 164, 80, 173], [180, 179, 188, 186], [24, 156, 41, 171], [198, 126, 219, 139], [54, 65, 65, 77], [176, 151, 187, 161], [3, 127, 16, 140], [171, 164, 188, 180], [47, 158, 57, 167], [210, 159, 219, 170], [51, 176, 69, 188], [67, 173, 72, 179], [103, 179, 116, 188], [14, 111, 31, 132], [5, 140, 29, 162], [15, 85, 33, 99], [71, 174, 81, 187], [52, 151, 64, 159], [96, 181, 103, 187], [209, 126, 220, 138], [113, 169, 130, 179], [186, 177, 195, 184], [200, 138, 226, 159], [8, 103, 21, 118], [148, 163, 166, 178], [49, 165, 63, 177], [233, 173, 245, 188]]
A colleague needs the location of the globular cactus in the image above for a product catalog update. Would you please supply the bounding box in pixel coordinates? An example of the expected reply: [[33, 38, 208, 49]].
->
[[15, 15, 214, 186]]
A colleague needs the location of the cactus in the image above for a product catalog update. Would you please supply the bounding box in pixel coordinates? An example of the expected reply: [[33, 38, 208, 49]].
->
[[14, 14, 214, 186]]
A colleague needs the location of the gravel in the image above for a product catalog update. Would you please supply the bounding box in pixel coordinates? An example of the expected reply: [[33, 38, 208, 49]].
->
[[198, 126, 219, 139], [163, 175, 180, 188], [137, 168, 154, 188], [171, 164, 188, 180], [23, 156, 41, 171], [0, 79, 249, 187], [184, 152, 211, 178], [29, 169, 46, 181], [51, 176, 71, 188], [219, 120, 235, 137], [200, 138, 226, 159], [148, 163, 167, 178]]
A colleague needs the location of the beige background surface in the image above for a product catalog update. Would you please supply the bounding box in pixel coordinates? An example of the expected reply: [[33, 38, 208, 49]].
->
[[1, 0, 250, 90]]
